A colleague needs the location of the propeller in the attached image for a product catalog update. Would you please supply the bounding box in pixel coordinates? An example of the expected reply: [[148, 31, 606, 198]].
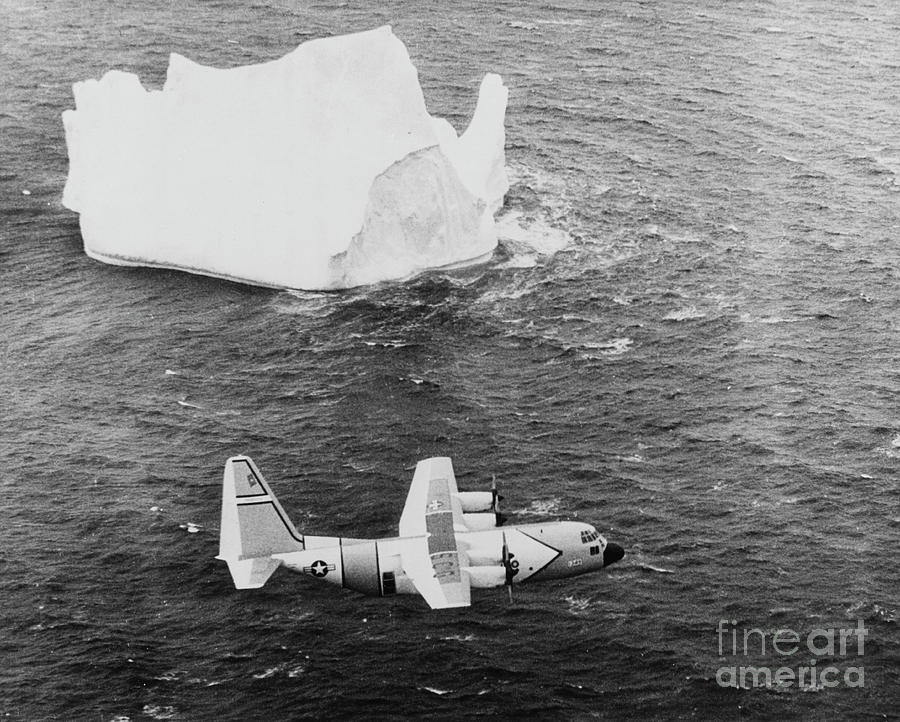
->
[[491, 475, 506, 527], [501, 530, 517, 602]]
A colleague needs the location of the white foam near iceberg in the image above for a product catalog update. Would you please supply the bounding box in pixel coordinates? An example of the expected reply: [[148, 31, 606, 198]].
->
[[62, 26, 508, 290]]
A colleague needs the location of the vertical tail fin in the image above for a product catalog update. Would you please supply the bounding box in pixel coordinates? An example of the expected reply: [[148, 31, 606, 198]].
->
[[216, 455, 305, 589]]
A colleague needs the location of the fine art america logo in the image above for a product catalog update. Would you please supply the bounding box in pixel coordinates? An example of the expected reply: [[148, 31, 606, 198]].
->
[[716, 619, 867, 690]]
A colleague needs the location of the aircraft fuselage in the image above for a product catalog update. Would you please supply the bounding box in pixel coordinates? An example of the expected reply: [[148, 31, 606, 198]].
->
[[275, 520, 620, 600]]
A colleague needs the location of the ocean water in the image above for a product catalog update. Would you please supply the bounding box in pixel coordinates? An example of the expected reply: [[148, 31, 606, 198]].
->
[[2, 1, 899, 720]]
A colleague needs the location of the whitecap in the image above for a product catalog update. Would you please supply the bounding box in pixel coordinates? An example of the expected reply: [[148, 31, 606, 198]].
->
[[583, 337, 633, 357], [142, 706, 178, 721], [422, 687, 451, 696], [534, 18, 586, 27], [739, 314, 800, 324], [519, 498, 560, 515], [873, 604, 897, 622], [361, 339, 410, 349], [273, 291, 335, 315], [497, 210, 572, 257], [564, 595, 591, 613], [663, 306, 706, 322], [153, 670, 188, 682]]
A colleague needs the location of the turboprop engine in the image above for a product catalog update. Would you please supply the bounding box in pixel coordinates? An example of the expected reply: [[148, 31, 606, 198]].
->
[[457, 480, 504, 531]]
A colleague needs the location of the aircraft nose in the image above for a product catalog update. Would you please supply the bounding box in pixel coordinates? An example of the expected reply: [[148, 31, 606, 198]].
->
[[603, 542, 624, 567]]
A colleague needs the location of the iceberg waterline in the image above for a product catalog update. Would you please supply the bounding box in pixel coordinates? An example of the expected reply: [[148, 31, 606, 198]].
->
[[62, 26, 509, 290]]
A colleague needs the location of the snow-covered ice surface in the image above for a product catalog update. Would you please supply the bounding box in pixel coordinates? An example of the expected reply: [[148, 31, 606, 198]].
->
[[62, 26, 508, 290]]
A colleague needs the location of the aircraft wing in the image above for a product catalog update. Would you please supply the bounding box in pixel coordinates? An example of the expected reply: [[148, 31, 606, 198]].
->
[[398, 458, 471, 609]]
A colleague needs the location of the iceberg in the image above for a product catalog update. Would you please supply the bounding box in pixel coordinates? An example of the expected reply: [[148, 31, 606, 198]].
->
[[62, 26, 508, 290]]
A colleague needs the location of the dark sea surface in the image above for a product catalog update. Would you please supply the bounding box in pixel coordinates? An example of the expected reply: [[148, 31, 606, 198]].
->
[[2, 1, 899, 719]]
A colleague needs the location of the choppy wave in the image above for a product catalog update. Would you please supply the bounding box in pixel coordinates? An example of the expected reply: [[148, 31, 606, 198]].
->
[[3, 1, 899, 720]]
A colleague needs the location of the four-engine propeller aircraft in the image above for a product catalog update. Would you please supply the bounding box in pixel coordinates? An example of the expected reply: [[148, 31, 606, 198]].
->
[[217, 455, 624, 609]]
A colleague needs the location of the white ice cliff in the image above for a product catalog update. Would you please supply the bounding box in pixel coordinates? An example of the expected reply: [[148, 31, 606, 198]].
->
[[62, 26, 508, 290]]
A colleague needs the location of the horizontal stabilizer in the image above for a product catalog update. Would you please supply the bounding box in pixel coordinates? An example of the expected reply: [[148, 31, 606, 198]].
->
[[223, 557, 283, 589]]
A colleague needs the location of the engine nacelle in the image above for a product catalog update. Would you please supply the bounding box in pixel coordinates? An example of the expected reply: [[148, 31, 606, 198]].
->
[[464, 565, 507, 588], [456, 491, 494, 513], [462, 512, 497, 531], [459, 537, 502, 566]]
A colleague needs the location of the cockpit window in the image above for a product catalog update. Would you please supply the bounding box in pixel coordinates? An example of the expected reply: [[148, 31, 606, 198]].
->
[[580, 530, 601, 544]]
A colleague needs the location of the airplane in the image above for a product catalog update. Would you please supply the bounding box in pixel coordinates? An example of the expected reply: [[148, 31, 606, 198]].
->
[[217, 455, 624, 609]]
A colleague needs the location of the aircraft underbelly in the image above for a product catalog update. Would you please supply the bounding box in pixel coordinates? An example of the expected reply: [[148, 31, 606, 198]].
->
[[340, 539, 416, 598], [341, 541, 381, 596]]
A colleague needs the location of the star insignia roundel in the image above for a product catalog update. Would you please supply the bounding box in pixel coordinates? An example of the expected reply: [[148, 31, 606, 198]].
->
[[305, 560, 332, 577]]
